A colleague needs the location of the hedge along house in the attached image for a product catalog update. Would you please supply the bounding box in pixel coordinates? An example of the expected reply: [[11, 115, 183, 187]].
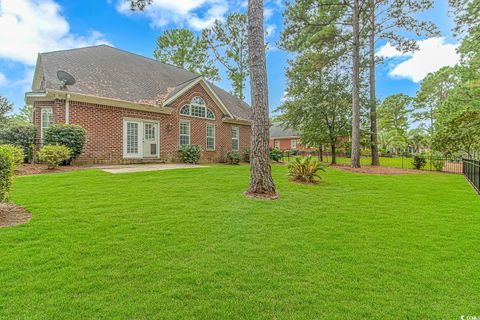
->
[[25, 45, 252, 164]]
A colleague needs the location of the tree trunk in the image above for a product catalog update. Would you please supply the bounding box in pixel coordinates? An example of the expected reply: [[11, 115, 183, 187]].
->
[[351, 0, 361, 168], [318, 147, 323, 161], [331, 144, 337, 165], [246, 0, 277, 198], [369, 0, 380, 166]]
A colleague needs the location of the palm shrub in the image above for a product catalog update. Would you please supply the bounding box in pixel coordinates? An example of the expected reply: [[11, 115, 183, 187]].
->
[[0, 148, 15, 202], [270, 148, 283, 162], [0, 145, 24, 165], [287, 156, 326, 184], [178, 145, 201, 164], [412, 155, 427, 170], [44, 124, 86, 163], [38, 145, 72, 169], [0, 124, 36, 162], [226, 151, 241, 164]]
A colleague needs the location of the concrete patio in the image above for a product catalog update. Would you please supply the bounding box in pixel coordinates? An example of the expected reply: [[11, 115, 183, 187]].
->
[[98, 163, 208, 174]]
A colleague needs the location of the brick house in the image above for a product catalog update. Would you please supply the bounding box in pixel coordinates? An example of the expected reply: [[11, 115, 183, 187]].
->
[[269, 122, 312, 151], [25, 45, 252, 164]]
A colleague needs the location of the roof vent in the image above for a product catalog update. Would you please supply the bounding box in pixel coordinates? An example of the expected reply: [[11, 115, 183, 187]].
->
[[57, 70, 76, 89]]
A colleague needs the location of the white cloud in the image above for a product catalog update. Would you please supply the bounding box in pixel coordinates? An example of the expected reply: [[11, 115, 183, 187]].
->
[[116, 0, 229, 30], [0, 0, 111, 66], [0, 73, 6, 86], [266, 24, 276, 37], [377, 37, 460, 83]]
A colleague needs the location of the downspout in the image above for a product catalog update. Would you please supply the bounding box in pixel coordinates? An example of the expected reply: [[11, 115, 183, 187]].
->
[[65, 93, 71, 124]]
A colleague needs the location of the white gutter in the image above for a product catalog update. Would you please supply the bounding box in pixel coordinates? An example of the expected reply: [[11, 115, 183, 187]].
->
[[65, 93, 71, 124]]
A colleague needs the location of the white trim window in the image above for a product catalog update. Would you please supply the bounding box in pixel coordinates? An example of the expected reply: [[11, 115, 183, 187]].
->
[[123, 120, 141, 158], [40, 107, 53, 142], [274, 140, 280, 149], [232, 127, 239, 151], [206, 124, 215, 151], [291, 139, 298, 149], [179, 120, 190, 146], [179, 96, 215, 120]]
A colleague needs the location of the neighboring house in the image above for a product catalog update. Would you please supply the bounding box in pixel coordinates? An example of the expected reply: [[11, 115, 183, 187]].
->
[[25, 45, 252, 164], [269, 123, 311, 151]]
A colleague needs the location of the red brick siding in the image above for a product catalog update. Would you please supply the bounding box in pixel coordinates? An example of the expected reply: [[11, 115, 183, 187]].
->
[[33, 83, 251, 164], [269, 138, 302, 150]]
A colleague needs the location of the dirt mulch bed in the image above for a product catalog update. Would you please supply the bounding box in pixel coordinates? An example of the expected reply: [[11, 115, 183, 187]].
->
[[0, 203, 32, 228], [331, 164, 423, 175], [15, 164, 91, 176]]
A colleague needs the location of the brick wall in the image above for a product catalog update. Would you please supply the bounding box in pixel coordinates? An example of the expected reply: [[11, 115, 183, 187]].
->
[[33, 83, 251, 164]]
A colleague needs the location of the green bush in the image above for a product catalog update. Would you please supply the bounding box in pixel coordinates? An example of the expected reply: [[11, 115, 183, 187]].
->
[[178, 145, 201, 164], [226, 151, 241, 165], [38, 145, 72, 169], [287, 156, 325, 184], [44, 124, 86, 163], [0, 145, 24, 165], [412, 155, 427, 170], [0, 148, 15, 202], [270, 148, 283, 162], [243, 147, 251, 162], [0, 125, 36, 162], [431, 153, 445, 171]]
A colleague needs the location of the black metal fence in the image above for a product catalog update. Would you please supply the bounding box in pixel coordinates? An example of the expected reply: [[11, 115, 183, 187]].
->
[[463, 159, 480, 194]]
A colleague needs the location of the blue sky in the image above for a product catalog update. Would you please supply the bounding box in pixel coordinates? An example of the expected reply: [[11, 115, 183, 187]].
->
[[0, 0, 459, 114]]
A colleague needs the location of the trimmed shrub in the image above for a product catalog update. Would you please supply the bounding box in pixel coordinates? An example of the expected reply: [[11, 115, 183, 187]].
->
[[0, 125, 36, 162], [412, 155, 427, 170], [0, 145, 24, 165], [270, 148, 283, 162], [287, 156, 325, 184], [44, 124, 86, 163], [226, 151, 241, 165], [243, 147, 251, 162], [178, 145, 201, 164], [431, 153, 445, 171], [0, 148, 15, 202], [38, 145, 72, 169]]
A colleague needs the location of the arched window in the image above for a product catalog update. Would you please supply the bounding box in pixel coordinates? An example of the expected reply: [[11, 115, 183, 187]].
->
[[180, 105, 190, 115], [179, 96, 215, 120]]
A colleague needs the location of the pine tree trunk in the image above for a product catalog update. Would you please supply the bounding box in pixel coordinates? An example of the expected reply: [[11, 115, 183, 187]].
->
[[246, 0, 277, 198], [351, 0, 361, 168], [369, 0, 380, 166]]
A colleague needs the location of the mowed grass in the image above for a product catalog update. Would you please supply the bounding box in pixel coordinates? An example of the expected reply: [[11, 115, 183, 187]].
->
[[1, 165, 479, 319]]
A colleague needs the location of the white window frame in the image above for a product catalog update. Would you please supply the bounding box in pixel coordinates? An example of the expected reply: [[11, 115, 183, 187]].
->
[[123, 119, 142, 158], [274, 140, 280, 149], [206, 124, 216, 151], [179, 120, 191, 146], [232, 127, 240, 151], [40, 107, 53, 142], [178, 96, 215, 120], [122, 118, 160, 159], [291, 139, 298, 149]]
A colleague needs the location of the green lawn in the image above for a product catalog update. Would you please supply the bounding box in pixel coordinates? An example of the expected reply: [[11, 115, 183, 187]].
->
[[1, 165, 479, 319]]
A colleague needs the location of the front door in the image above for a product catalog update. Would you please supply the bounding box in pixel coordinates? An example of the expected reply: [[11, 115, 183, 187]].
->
[[143, 122, 158, 158]]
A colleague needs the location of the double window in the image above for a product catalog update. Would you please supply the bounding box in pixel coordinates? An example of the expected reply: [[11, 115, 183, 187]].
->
[[206, 124, 215, 151], [179, 120, 190, 146], [40, 107, 53, 142], [179, 96, 215, 120], [232, 127, 239, 151]]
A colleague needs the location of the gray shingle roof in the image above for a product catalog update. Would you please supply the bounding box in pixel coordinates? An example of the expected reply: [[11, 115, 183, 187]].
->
[[37, 45, 251, 120], [269, 122, 300, 138]]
